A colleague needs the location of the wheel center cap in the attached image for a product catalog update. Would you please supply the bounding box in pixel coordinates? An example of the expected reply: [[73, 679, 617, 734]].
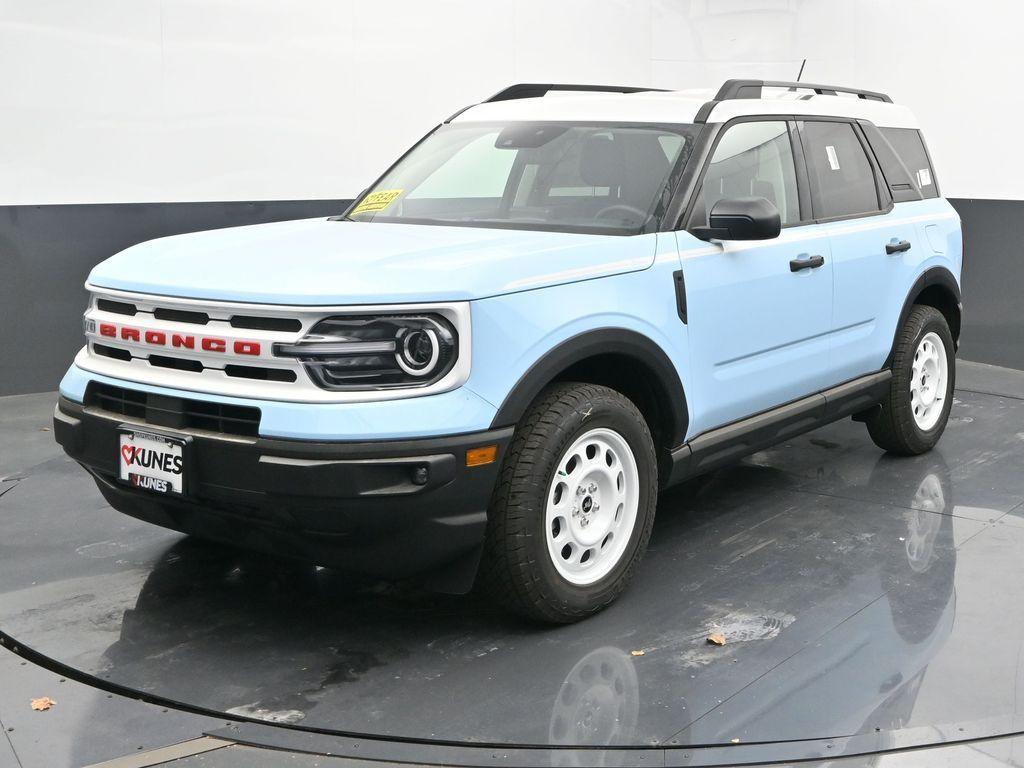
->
[[572, 481, 604, 540], [919, 370, 937, 405]]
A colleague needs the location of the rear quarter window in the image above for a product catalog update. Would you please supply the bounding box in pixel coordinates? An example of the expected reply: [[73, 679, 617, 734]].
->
[[879, 127, 939, 199]]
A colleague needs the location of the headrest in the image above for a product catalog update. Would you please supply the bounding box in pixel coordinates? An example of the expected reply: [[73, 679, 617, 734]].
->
[[580, 134, 625, 188]]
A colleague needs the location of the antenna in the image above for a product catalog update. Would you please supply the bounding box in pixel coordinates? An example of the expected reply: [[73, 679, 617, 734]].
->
[[796, 58, 807, 82]]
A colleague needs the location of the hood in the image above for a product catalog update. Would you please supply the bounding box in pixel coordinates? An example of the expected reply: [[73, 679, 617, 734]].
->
[[87, 218, 657, 305]]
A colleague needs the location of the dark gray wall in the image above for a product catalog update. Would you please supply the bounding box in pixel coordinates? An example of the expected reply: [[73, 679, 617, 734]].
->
[[0, 197, 1017, 396], [0, 200, 349, 396], [948, 199, 1023, 371]]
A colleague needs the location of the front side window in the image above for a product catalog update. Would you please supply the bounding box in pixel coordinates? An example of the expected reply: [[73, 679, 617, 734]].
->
[[348, 122, 696, 235], [800, 121, 881, 218], [690, 120, 800, 227]]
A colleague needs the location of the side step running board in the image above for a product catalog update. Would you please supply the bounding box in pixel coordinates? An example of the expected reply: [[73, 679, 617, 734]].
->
[[667, 370, 891, 486]]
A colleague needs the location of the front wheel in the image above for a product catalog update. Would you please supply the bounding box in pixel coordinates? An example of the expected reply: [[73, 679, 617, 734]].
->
[[867, 305, 955, 455], [479, 383, 658, 623]]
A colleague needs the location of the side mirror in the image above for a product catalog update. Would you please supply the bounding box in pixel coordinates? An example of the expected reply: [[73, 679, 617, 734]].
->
[[691, 196, 781, 241]]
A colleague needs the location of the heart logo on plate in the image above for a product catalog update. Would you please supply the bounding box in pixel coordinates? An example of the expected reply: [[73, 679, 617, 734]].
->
[[121, 445, 136, 465]]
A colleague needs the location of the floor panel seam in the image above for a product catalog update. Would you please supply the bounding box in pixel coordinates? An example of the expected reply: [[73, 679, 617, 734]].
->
[[781, 483, 991, 524], [0, 481, 20, 502], [784, 483, 1016, 555], [953, 522, 999, 551], [955, 385, 1024, 402], [954, 499, 1024, 551], [0, 713, 23, 768], [1006, 499, 1024, 516]]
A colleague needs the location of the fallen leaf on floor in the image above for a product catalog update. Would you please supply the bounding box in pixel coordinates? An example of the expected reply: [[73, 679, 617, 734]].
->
[[30, 697, 55, 711], [707, 633, 727, 646], [39, 427, 50, 432], [630, 649, 645, 656]]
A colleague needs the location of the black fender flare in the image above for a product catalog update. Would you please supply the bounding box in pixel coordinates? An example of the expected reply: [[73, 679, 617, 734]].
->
[[885, 266, 962, 368], [490, 328, 689, 446]]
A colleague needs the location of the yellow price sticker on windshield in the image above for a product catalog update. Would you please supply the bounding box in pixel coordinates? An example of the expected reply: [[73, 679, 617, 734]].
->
[[352, 189, 403, 215]]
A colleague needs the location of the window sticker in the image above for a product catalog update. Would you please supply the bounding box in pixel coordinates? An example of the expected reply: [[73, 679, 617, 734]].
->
[[917, 168, 932, 187], [352, 189, 404, 215], [825, 145, 841, 171]]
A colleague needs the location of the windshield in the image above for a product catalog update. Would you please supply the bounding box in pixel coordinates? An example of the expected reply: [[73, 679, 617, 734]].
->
[[346, 121, 697, 235]]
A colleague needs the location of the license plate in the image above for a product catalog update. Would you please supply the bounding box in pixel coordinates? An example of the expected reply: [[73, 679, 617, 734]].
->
[[118, 429, 186, 496]]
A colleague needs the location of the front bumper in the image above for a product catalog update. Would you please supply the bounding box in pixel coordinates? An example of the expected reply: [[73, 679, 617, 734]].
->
[[54, 396, 512, 590]]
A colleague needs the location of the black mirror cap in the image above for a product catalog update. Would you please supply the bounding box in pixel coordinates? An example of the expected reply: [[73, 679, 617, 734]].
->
[[691, 196, 782, 241]]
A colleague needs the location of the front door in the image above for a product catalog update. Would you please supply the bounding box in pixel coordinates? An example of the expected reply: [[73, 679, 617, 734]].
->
[[680, 119, 834, 436]]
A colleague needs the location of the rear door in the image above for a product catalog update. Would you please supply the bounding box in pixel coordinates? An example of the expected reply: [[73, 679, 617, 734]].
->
[[797, 120, 919, 383], [680, 119, 834, 436]]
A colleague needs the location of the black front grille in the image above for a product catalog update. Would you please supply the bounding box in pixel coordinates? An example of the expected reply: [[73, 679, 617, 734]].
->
[[230, 315, 302, 332], [97, 299, 138, 315], [93, 343, 132, 362], [225, 364, 297, 382], [149, 354, 204, 373], [85, 383, 261, 438], [153, 307, 210, 325]]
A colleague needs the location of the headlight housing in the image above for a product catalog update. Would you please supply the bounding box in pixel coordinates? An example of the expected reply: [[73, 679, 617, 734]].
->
[[274, 314, 458, 391]]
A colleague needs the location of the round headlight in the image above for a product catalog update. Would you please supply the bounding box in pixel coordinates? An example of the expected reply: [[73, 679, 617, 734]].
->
[[396, 327, 440, 376], [273, 313, 458, 391]]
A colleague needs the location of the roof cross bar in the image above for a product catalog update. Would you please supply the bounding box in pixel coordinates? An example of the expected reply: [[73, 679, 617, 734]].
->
[[484, 83, 668, 103], [714, 78, 893, 103]]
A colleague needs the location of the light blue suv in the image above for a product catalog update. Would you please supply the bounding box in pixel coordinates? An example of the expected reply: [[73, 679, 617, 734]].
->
[[54, 80, 963, 622]]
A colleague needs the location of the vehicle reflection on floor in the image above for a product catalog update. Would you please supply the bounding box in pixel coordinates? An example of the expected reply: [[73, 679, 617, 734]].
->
[[81, 453, 953, 751], [3, 385, 1022, 754]]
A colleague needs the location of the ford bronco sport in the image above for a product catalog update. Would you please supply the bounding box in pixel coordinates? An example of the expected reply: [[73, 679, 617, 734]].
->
[[54, 80, 963, 623]]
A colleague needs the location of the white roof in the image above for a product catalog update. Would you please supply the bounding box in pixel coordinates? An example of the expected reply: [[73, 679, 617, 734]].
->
[[453, 88, 920, 130]]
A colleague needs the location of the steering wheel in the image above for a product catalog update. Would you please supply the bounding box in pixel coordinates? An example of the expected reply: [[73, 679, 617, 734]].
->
[[594, 203, 648, 222]]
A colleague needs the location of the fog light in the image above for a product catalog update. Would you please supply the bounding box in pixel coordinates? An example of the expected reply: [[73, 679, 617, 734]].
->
[[466, 445, 498, 467], [412, 466, 429, 485]]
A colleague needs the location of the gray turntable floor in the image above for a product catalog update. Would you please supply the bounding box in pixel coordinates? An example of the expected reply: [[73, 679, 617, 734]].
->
[[2, 361, 1024, 758]]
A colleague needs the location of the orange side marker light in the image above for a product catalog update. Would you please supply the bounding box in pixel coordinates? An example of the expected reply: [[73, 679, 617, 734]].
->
[[466, 445, 498, 467]]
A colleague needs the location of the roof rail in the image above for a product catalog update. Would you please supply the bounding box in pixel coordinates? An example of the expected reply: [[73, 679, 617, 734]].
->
[[714, 78, 893, 103], [693, 78, 894, 123], [484, 83, 667, 103]]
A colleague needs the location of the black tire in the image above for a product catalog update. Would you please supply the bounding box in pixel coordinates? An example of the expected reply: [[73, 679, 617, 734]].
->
[[479, 382, 658, 624], [867, 305, 955, 455]]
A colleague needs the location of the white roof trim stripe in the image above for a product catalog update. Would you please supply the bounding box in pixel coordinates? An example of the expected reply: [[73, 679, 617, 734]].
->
[[452, 90, 920, 130], [707, 97, 920, 129]]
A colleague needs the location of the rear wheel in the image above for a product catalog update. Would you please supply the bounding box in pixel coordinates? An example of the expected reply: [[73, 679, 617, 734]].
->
[[867, 306, 955, 455], [480, 383, 657, 623]]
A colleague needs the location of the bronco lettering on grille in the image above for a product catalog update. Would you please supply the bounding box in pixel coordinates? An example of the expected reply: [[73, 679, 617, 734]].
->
[[98, 323, 261, 355]]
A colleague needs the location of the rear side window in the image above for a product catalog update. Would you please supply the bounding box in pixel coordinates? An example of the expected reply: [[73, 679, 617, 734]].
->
[[879, 127, 938, 199], [800, 121, 881, 219]]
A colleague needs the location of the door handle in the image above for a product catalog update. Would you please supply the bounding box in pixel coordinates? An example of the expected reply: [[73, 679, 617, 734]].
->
[[790, 255, 825, 272], [886, 240, 912, 254]]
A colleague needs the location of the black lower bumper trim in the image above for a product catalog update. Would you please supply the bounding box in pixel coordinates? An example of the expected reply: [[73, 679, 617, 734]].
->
[[54, 397, 512, 589]]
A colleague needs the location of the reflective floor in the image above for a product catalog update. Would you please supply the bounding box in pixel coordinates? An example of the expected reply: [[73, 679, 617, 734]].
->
[[2, 366, 1024, 754]]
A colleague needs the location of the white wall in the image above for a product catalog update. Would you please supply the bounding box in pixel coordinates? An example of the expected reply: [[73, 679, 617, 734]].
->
[[0, 0, 1016, 205], [650, 0, 1024, 202]]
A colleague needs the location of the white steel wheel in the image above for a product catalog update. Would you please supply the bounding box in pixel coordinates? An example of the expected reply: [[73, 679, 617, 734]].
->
[[545, 427, 640, 586], [905, 472, 945, 574], [548, 646, 640, 754], [910, 331, 948, 431]]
